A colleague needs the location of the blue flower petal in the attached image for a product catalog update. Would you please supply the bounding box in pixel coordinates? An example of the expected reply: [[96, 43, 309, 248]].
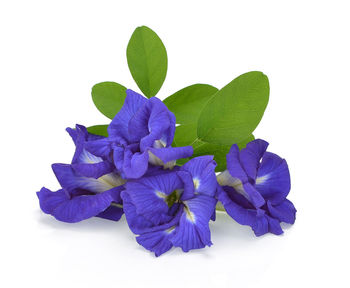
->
[[121, 191, 154, 234], [217, 171, 265, 208], [108, 89, 147, 141], [180, 156, 217, 197], [72, 160, 114, 179], [112, 146, 125, 172], [168, 111, 176, 148], [127, 97, 173, 151], [66, 124, 103, 145], [242, 182, 265, 208], [37, 188, 69, 214], [170, 195, 217, 252], [223, 185, 255, 209], [128, 97, 170, 144], [65, 125, 115, 179], [121, 148, 149, 179], [217, 185, 256, 226], [97, 204, 123, 221], [66, 127, 79, 144], [75, 149, 103, 165], [66, 125, 105, 165], [176, 171, 195, 201], [37, 186, 123, 223], [85, 138, 114, 159], [251, 212, 269, 236], [239, 139, 269, 180], [266, 215, 284, 235], [148, 146, 193, 166], [125, 182, 171, 225], [52, 163, 124, 194], [136, 229, 175, 257], [255, 152, 291, 204], [124, 172, 182, 225], [135, 211, 182, 257], [226, 144, 249, 182], [267, 199, 296, 224]]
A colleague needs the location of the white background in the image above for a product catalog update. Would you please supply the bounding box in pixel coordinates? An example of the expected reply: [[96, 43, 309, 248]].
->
[[1, 1, 349, 287]]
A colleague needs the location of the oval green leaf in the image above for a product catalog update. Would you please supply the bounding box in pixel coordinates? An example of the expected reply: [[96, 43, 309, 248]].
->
[[163, 84, 218, 125], [127, 26, 167, 98], [164, 84, 218, 153], [87, 125, 108, 137], [197, 71, 269, 145], [92, 82, 127, 119]]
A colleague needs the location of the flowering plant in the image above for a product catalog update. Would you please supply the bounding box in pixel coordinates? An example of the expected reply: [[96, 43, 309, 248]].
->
[[37, 26, 296, 256]]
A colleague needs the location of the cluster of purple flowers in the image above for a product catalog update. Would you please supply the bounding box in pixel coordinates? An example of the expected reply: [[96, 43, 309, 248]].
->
[[37, 89, 296, 256]]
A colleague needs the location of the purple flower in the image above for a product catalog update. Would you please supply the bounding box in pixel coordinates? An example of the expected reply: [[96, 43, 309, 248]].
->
[[37, 125, 125, 223], [85, 89, 193, 179], [121, 156, 217, 256], [217, 139, 296, 236]]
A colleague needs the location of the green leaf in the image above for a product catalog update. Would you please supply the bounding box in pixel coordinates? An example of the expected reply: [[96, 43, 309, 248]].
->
[[91, 82, 127, 119], [172, 107, 254, 171], [127, 26, 167, 98], [197, 71, 269, 145], [173, 129, 254, 171], [163, 84, 218, 125], [191, 134, 255, 172], [175, 158, 189, 166], [173, 123, 198, 147], [87, 125, 108, 137], [165, 84, 219, 152]]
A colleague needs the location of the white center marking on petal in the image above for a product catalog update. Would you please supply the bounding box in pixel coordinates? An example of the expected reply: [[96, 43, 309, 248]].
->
[[232, 178, 245, 195], [97, 173, 126, 191], [163, 160, 176, 169], [153, 140, 166, 149], [148, 151, 176, 170], [155, 190, 167, 199], [165, 226, 175, 234], [216, 170, 234, 186], [79, 172, 125, 193], [148, 150, 164, 166], [217, 171, 248, 198], [193, 178, 200, 190], [255, 175, 269, 185], [80, 149, 103, 164], [183, 202, 196, 223], [111, 203, 123, 209]]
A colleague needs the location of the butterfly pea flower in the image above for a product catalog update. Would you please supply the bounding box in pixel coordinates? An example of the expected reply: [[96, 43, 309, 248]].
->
[[121, 156, 217, 256], [37, 125, 125, 223], [85, 89, 193, 179], [217, 139, 296, 236]]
